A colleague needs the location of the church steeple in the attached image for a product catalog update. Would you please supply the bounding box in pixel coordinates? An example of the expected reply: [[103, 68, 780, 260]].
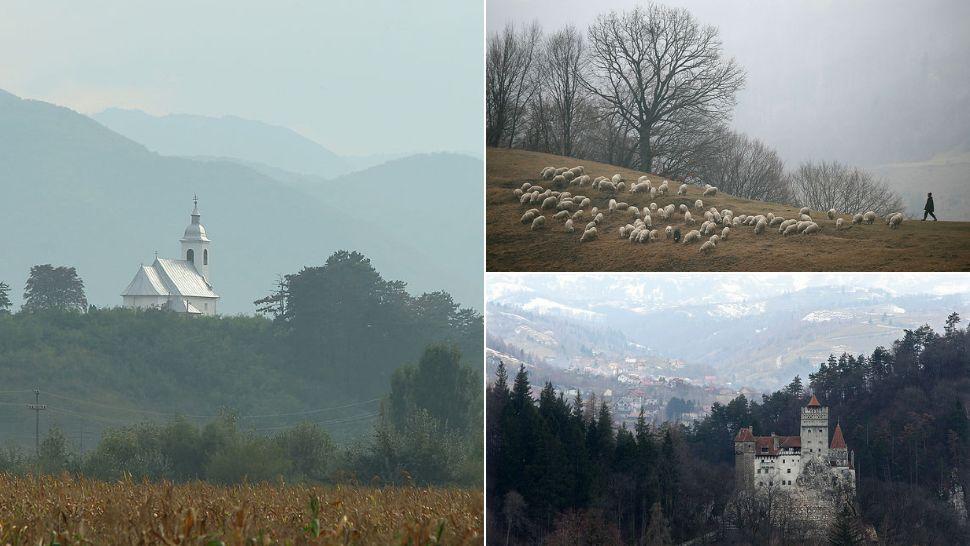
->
[[180, 195, 211, 282]]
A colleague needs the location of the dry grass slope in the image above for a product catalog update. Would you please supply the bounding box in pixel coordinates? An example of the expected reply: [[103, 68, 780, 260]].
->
[[487, 148, 970, 271], [0, 474, 482, 545]]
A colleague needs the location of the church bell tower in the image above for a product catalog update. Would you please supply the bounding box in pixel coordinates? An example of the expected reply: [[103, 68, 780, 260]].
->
[[180, 195, 211, 282]]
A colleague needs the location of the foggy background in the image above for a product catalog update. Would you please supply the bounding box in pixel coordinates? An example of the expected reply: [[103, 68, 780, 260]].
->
[[488, 0, 970, 217]]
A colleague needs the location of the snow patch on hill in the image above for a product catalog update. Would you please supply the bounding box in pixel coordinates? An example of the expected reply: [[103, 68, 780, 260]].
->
[[522, 298, 604, 321]]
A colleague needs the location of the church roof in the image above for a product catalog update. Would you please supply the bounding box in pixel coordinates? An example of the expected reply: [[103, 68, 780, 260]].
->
[[831, 423, 847, 449], [122, 259, 217, 299], [807, 394, 821, 407], [121, 265, 169, 296], [154, 259, 218, 298]]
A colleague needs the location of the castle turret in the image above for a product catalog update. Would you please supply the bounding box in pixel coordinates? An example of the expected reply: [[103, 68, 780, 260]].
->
[[734, 427, 755, 489], [180, 195, 211, 282], [829, 422, 849, 467], [800, 394, 829, 463]]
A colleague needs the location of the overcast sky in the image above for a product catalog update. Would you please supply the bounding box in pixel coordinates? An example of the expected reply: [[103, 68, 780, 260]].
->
[[488, 0, 970, 167], [0, 0, 483, 157]]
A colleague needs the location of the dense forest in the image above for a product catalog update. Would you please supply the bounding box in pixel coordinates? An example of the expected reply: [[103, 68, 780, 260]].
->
[[487, 314, 970, 544], [0, 251, 482, 485]]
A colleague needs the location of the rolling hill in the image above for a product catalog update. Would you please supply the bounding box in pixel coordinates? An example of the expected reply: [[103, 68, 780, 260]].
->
[[487, 148, 970, 271], [0, 89, 483, 312]]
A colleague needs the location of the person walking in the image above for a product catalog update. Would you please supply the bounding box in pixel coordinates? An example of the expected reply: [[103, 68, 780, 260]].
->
[[923, 192, 937, 221]]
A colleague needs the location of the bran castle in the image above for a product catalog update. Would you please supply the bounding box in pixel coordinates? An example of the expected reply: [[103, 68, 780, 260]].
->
[[733, 395, 856, 526]]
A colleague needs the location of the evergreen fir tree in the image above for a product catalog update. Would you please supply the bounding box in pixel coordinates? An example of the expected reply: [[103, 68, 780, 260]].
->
[[828, 506, 863, 546], [644, 502, 672, 546]]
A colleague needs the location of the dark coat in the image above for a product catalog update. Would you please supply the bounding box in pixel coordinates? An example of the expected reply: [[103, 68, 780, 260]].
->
[[925, 196, 934, 212]]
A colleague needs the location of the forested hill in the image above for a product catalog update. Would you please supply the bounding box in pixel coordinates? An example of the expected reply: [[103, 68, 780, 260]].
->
[[488, 314, 970, 544], [0, 251, 482, 452]]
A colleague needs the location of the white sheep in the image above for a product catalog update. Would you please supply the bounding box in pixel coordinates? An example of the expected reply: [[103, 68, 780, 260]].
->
[[679, 204, 688, 214], [665, 226, 673, 239], [799, 213, 813, 222], [802, 222, 821, 235], [684, 211, 695, 225], [852, 213, 864, 224], [555, 167, 567, 175], [783, 224, 799, 236], [562, 170, 575, 182], [531, 216, 546, 231], [799, 207, 810, 216], [721, 227, 730, 240], [591, 207, 599, 217], [572, 166, 585, 175], [599, 180, 617, 193], [703, 185, 717, 196], [778, 219, 795, 233], [586, 221, 597, 232], [863, 211, 876, 224], [836, 218, 844, 230], [519, 193, 531, 205], [695, 199, 704, 210], [699, 240, 715, 254], [683, 230, 702, 244], [889, 213, 904, 229], [710, 234, 720, 246], [732, 217, 741, 227], [827, 209, 837, 220], [581, 227, 598, 242], [564, 219, 575, 233], [541, 196, 558, 210], [650, 187, 657, 198], [616, 202, 630, 211], [552, 175, 566, 188], [608, 198, 617, 212], [572, 210, 585, 220], [767, 212, 775, 222], [643, 214, 652, 228], [616, 181, 627, 193], [594, 213, 605, 224], [637, 230, 651, 244], [521, 210, 537, 224], [677, 184, 687, 195], [754, 219, 767, 234], [769, 217, 784, 227], [554, 210, 570, 221], [611, 174, 623, 184], [650, 202, 658, 212]]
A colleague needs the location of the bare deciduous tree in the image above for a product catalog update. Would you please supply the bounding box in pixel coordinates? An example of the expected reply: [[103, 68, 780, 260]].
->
[[692, 128, 792, 203], [788, 161, 904, 215], [584, 4, 745, 173], [486, 22, 542, 148], [539, 25, 586, 158]]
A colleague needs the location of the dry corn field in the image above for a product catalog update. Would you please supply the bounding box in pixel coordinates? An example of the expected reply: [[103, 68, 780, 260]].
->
[[487, 147, 970, 271], [0, 474, 483, 545]]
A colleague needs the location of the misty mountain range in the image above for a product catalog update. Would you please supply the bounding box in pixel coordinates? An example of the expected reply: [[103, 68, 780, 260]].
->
[[0, 89, 483, 313], [486, 275, 970, 391]]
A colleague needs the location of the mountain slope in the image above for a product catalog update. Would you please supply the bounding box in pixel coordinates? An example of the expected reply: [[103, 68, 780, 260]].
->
[[92, 108, 354, 177], [0, 90, 482, 312], [487, 148, 970, 271]]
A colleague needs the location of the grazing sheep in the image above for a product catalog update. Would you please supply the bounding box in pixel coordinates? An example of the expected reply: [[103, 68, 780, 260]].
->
[[889, 213, 904, 229], [684, 211, 694, 225], [539, 168, 554, 179], [778, 219, 795, 233], [513, 188, 524, 198], [802, 222, 821, 235], [733, 217, 741, 227], [630, 207, 641, 218], [572, 166, 585, 175], [695, 199, 704, 210], [720, 227, 729, 240], [799, 214, 813, 222], [665, 226, 673, 239], [863, 211, 876, 224], [703, 185, 718, 196], [557, 200, 576, 211], [554, 210, 570, 221], [799, 207, 810, 216], [563, 170, 575, 182], [579, 198, 591, 208], [643, 207, 651, 220], [677, 184, 687, 195], [650, 203, 658, 212], [585, 221, 597, 232], [521, 182, 533, 191], [541, 196, 558, 210], [650, 187, 657, 198], [796, 220, 812, 232], [704, 211, 713, 222], [836, 218, 844, 230], [608, 199, 617, 212], [783, 224, 799, 236], [594, 213, 605, 224], [712, 212, 722, 224], [679, 204, 688, 214], [828, 209, 837, 220], [531, 216, 546, 230], [552, 175, 566, 188], [580, 227, 598, 242], [564, 219, 574, 233], [852, 213, 864, 224], [612, 174, 623, 184], [617, 182, 627, 192], [737, 214, 747, 223], [599, 180, 617, 193], [616, 202, 630, 211], [767, 212, 775, 222], [658, 208, 669, 220], [520, 210, 537, 224], [519, 193, 531, 205], [637, 230, 651, 244], [754, 220, 767, 234], [683, 229, 701, 244], [769, 217, 785, 227], [699, 240, 715, 254], [591, 207, 599, 217], [572, 210, 585, 220], [710, 234, 720, 246], [555, 167, 567, 175], [619, 226, 632, 238]]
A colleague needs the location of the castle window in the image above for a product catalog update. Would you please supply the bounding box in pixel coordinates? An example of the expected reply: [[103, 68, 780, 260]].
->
[[186, 249, 194, 263], [787, 469, 791, 473], [203, 249, 208, 265]]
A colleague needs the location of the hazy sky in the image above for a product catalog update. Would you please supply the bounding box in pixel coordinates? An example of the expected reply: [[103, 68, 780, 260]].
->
[[488, 0, 970, 167], [0, 0, 484, 156]]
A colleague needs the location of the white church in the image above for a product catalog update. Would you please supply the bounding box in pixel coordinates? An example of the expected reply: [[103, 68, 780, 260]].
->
[[121, 197, 220, 315]]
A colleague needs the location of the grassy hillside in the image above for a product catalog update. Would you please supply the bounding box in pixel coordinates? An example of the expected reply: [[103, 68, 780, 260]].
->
[[487, 148, 970, 271]]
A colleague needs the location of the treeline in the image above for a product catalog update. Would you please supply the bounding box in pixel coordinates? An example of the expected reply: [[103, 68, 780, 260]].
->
[[0, 251, 482, 486], [1, 344, 480, 486], [487, 315, 970, 544], [486, 4, 902, 214]]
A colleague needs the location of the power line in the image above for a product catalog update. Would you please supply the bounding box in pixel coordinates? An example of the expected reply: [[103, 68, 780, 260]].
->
[[250, 411, 381, 433]]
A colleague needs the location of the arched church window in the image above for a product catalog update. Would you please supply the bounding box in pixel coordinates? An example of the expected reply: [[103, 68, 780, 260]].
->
[[203, 249, 208, 265], [187, 249, 195, 263]]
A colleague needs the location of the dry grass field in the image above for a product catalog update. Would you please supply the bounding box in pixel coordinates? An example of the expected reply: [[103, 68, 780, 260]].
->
[[0, 474, 482, 545], [487, 148, 970, 271]]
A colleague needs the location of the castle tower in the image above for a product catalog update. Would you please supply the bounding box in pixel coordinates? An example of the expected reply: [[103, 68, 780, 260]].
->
[[180, 195, 211, 282], [734, 427, 755, 489], [829, 422, 849, 467], [800, 394, 829, 462]]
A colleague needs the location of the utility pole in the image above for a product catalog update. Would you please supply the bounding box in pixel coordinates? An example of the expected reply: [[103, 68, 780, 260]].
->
[[26, 389, 47, 457]]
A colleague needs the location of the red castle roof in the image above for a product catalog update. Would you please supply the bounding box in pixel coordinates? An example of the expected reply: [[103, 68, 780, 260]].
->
[[807, 394, 821, 407], [735, 427, 755, 442], [831, 423, 847, 449]]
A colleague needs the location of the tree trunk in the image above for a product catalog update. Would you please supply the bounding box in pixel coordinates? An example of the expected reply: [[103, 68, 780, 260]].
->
[[639, 126, 653, 173]]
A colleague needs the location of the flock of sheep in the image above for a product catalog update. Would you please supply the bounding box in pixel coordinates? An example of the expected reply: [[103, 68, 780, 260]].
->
[[511, 165, 906, 255]]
